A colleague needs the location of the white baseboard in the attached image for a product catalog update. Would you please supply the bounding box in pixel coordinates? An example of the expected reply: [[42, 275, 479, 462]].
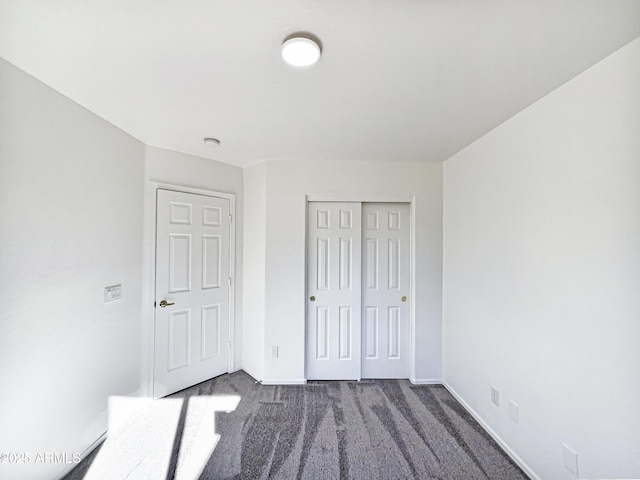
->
[[410, 378, 443, 385], [52, 431, 107, 480], [260, 379, 307, 385], [441, 381, 540, 480]]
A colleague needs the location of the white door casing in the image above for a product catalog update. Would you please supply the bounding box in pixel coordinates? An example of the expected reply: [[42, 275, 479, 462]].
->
[[154, 189, 231, 397], [306, 202, 362, 380], [362, 203, 410, 378]]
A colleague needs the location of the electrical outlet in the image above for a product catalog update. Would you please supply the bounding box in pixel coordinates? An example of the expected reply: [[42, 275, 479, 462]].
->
[[271, 346, 279, 358], [509, 400, 519, 423], [491, 387, 500, 406], [563, 444, 579, 477], [104, 284, 122, 303]]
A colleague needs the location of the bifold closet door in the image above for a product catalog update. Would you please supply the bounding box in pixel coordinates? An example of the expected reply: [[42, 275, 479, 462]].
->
[[306, 202, 362, 380]]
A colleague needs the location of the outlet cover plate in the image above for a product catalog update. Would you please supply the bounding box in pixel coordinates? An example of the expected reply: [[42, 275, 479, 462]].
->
[[491, 387, 500, 406], [563, 444, 579, 477], [509, 400, 519, 423]]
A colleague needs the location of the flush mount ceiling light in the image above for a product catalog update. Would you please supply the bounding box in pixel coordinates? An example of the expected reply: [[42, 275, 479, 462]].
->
[[281, 33, 322, 67], [204, 137, 220, 147]]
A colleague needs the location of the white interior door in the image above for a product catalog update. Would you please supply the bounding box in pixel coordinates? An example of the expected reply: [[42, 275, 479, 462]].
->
[[154, 189, 230, 398], [306, 202, 362, 380], [362, 203, 410, 378]]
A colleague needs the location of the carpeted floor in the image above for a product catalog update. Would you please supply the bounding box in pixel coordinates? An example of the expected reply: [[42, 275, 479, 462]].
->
[[64, 370, 529, 480]]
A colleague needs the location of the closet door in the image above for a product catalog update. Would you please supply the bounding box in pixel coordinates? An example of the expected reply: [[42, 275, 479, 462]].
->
[[306, 202, 362, 380], [362, 203, 410, 378]]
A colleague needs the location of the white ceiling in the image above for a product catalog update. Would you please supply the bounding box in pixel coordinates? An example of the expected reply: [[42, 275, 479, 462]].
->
[[1, 1, 640, 167]]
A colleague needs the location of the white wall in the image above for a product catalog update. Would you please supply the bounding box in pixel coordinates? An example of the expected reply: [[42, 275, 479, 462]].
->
[[0, 58, 144, 480], [256, 160, 442, 383], [443, 37, 640, 480], [143, 146, 244, 389], [241, 162, 267, 381]]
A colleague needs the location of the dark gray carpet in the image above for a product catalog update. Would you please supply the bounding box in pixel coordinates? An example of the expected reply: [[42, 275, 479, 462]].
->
[[180, 371, 527, 480], [64, 370, 529, 480]]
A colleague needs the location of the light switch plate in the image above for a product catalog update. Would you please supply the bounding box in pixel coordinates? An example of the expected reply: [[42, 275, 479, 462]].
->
[[104, 284, 122, 303]]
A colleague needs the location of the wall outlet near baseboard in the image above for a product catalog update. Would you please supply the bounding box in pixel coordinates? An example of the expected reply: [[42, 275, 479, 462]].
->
[[271, 346, 279, 358], [563, 444, 579, 477], [491, 386, 500, 406], [509, 400, 519, 423]]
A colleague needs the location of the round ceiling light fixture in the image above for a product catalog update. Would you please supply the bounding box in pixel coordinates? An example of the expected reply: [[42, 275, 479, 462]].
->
[[204, 137, 220, 147], [281, 33, 322, 67]]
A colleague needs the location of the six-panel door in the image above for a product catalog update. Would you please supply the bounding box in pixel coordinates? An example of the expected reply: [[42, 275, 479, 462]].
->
[[306, 202, 362, 380], [154, 189, 230, 398], [362, 203, 410, 378], [306, 201, 410, 380]]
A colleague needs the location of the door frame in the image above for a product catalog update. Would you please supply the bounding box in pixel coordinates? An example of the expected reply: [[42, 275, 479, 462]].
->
[[305, 194, 416, 381], [143, 181, 236, 397]]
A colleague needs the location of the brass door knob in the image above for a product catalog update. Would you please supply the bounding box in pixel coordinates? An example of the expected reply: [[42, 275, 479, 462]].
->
[[401, 296, 407, 302], [309, 296, 316, 302], [159, 300, 175, 308]]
